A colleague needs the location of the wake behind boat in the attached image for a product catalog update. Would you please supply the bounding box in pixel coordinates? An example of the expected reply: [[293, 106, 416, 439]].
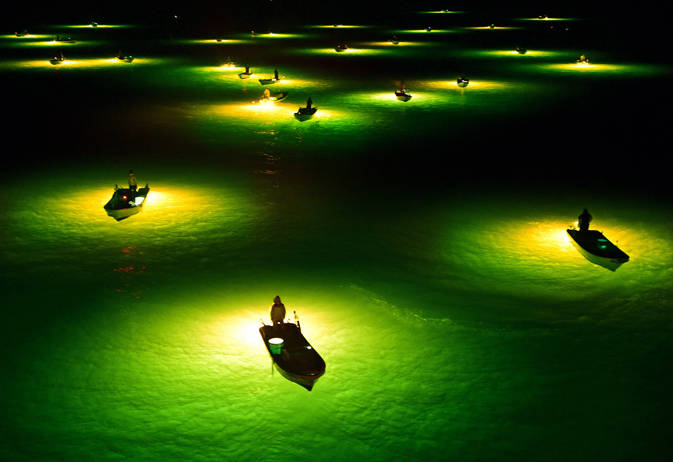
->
[[260, 311, 326, 391], [104, 184, 150, 221]]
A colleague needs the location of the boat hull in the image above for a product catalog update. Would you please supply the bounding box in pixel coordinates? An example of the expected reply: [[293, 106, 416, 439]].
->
[[259, 78, 280, 85], [294, 107, 317, 121], [238, 72, 252, 79], [260, 322, 325, 391], [567, 229, 629, 271], [104, 186, 150, 221], [395, 91, 412, 102]]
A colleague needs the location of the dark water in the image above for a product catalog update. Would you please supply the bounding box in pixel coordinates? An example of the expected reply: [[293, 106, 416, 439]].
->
[[1, 3, 672, 461]]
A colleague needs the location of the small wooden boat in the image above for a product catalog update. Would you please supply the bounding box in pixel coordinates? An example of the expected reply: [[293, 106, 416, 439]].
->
[[395, 90, 412, 102], [259, 78, 281, 85], [103, 184, 150, 221], [516, 47, 527, 54], [457, 77, 469, 87], [116, 53, 134, 63], [49, 53, 66, 65], [294, 107, 317, 121], [251, 30, 271, 36], [91, 22, 98, 27], [260, 312, 326, 391], [335, 45, 348, 52], [238, 71, 252, 79], [567, 227, 629, 271], [15, 30, 28, 37], [390, 36, 399, 45], [54, 36, 76, 43], [256, 91, 289, 104]]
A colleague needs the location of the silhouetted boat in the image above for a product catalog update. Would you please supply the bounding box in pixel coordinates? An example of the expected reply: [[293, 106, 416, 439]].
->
[[116, 52, 134, 63], [567, 227, 629, 271], [91, 22, 98, 27], [103, 184, 150, 221], [457, 77, 469, 87], [256, 91, 288, 104], [49, 53, 66, 65], [335, 45, 348, 52], [15, 30, 28, 37], [259, 78, 281, 85], [294, 106, 317, 121], [395, 90, 412, 101], [516, 47, 527, 54], [259, 312, 326, 391], [54, 36, 76, 43]]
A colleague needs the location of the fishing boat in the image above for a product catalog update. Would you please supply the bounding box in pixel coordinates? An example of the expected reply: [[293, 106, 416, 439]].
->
[[49, 53, 66, 65], [335, 45, 348, 52], [395, 90, 412, 102], [516, 47, 527, 54], [103, 184, 150, 221], [389, 36, 399, 45], [259, 77, 281, 85], [256, 91, 288, 104], [567, 227, 629, 271], [294, 106, 317, 121], [116, 52, 134, 63], [457, 77, 469, 87], [90, 22, 98, 27], [15, 30, 28, 37], [54, 35, 76, 43], [259, 311, 326, 391], [238, 71, 252, 79]]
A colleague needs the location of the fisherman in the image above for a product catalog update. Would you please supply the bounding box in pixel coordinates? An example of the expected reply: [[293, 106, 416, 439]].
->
[[578, 209, 592, 234], [245, 65, 250, 74], [263, 88, 271, 101], [270, 296, 286, 330], [274, 68, 279, 80], [128, 170, 138, 192], [306, 97, 312, 110]]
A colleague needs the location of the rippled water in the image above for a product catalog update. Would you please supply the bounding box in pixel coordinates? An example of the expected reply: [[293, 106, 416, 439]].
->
[[1, 8, 672, 462]]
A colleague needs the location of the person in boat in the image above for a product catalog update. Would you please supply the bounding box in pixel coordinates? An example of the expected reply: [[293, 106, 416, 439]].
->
[[274, 69, 279, 80], [262, 88, 271, 101], [578, 209, 592, 234], [306, 97, 312, 110], [270, 296, 286, 330], [245, 65, 250, 74], [128, 170, 138, 192]]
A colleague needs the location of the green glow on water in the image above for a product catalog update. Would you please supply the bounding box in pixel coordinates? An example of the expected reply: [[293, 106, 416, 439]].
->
[[518, 17, 579, 21], [180, 39, 246, 45], [311, 25, 371, 29], [461, 26, 523, 30], [477, 50, 566, 58], [419, 10, 466, 14], [65, 24, 132, 28]]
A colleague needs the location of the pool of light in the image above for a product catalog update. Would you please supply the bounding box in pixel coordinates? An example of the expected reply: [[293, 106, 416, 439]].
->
[[477, 50, 567, 58]]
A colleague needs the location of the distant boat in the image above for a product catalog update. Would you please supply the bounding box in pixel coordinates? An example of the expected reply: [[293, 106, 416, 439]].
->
[[390, 36, 399, 45], [395, 90, 412, 102], [516, 47, 527, 54], [116, 52, 134, 63], [49, 53, 66, 65], [103, 185, 150, 221], [567, 228, 629, 271], [256, 91, 289, 104], [457, 77, 469, 87], [259, 78, 281, 85], [90, 22, 98, 27], [251, 30, 271, 36], [54, 36, 76, 43], [259, 311, 326, 391], [294, 106, 317, 121], [15, 30, 28, 37], [239, 71, 252, 79], [335, 45, 348, 52]]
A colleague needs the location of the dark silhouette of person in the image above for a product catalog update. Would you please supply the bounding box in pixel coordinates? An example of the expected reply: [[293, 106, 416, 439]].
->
[[274, 69, 279, 80], [270, 296, 286, 330], [306, 97, 312, 110], [578, 209, 592, 234]]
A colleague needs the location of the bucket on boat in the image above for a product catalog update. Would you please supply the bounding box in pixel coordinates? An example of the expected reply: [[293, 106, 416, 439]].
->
[[268, 338, 284, 355]]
